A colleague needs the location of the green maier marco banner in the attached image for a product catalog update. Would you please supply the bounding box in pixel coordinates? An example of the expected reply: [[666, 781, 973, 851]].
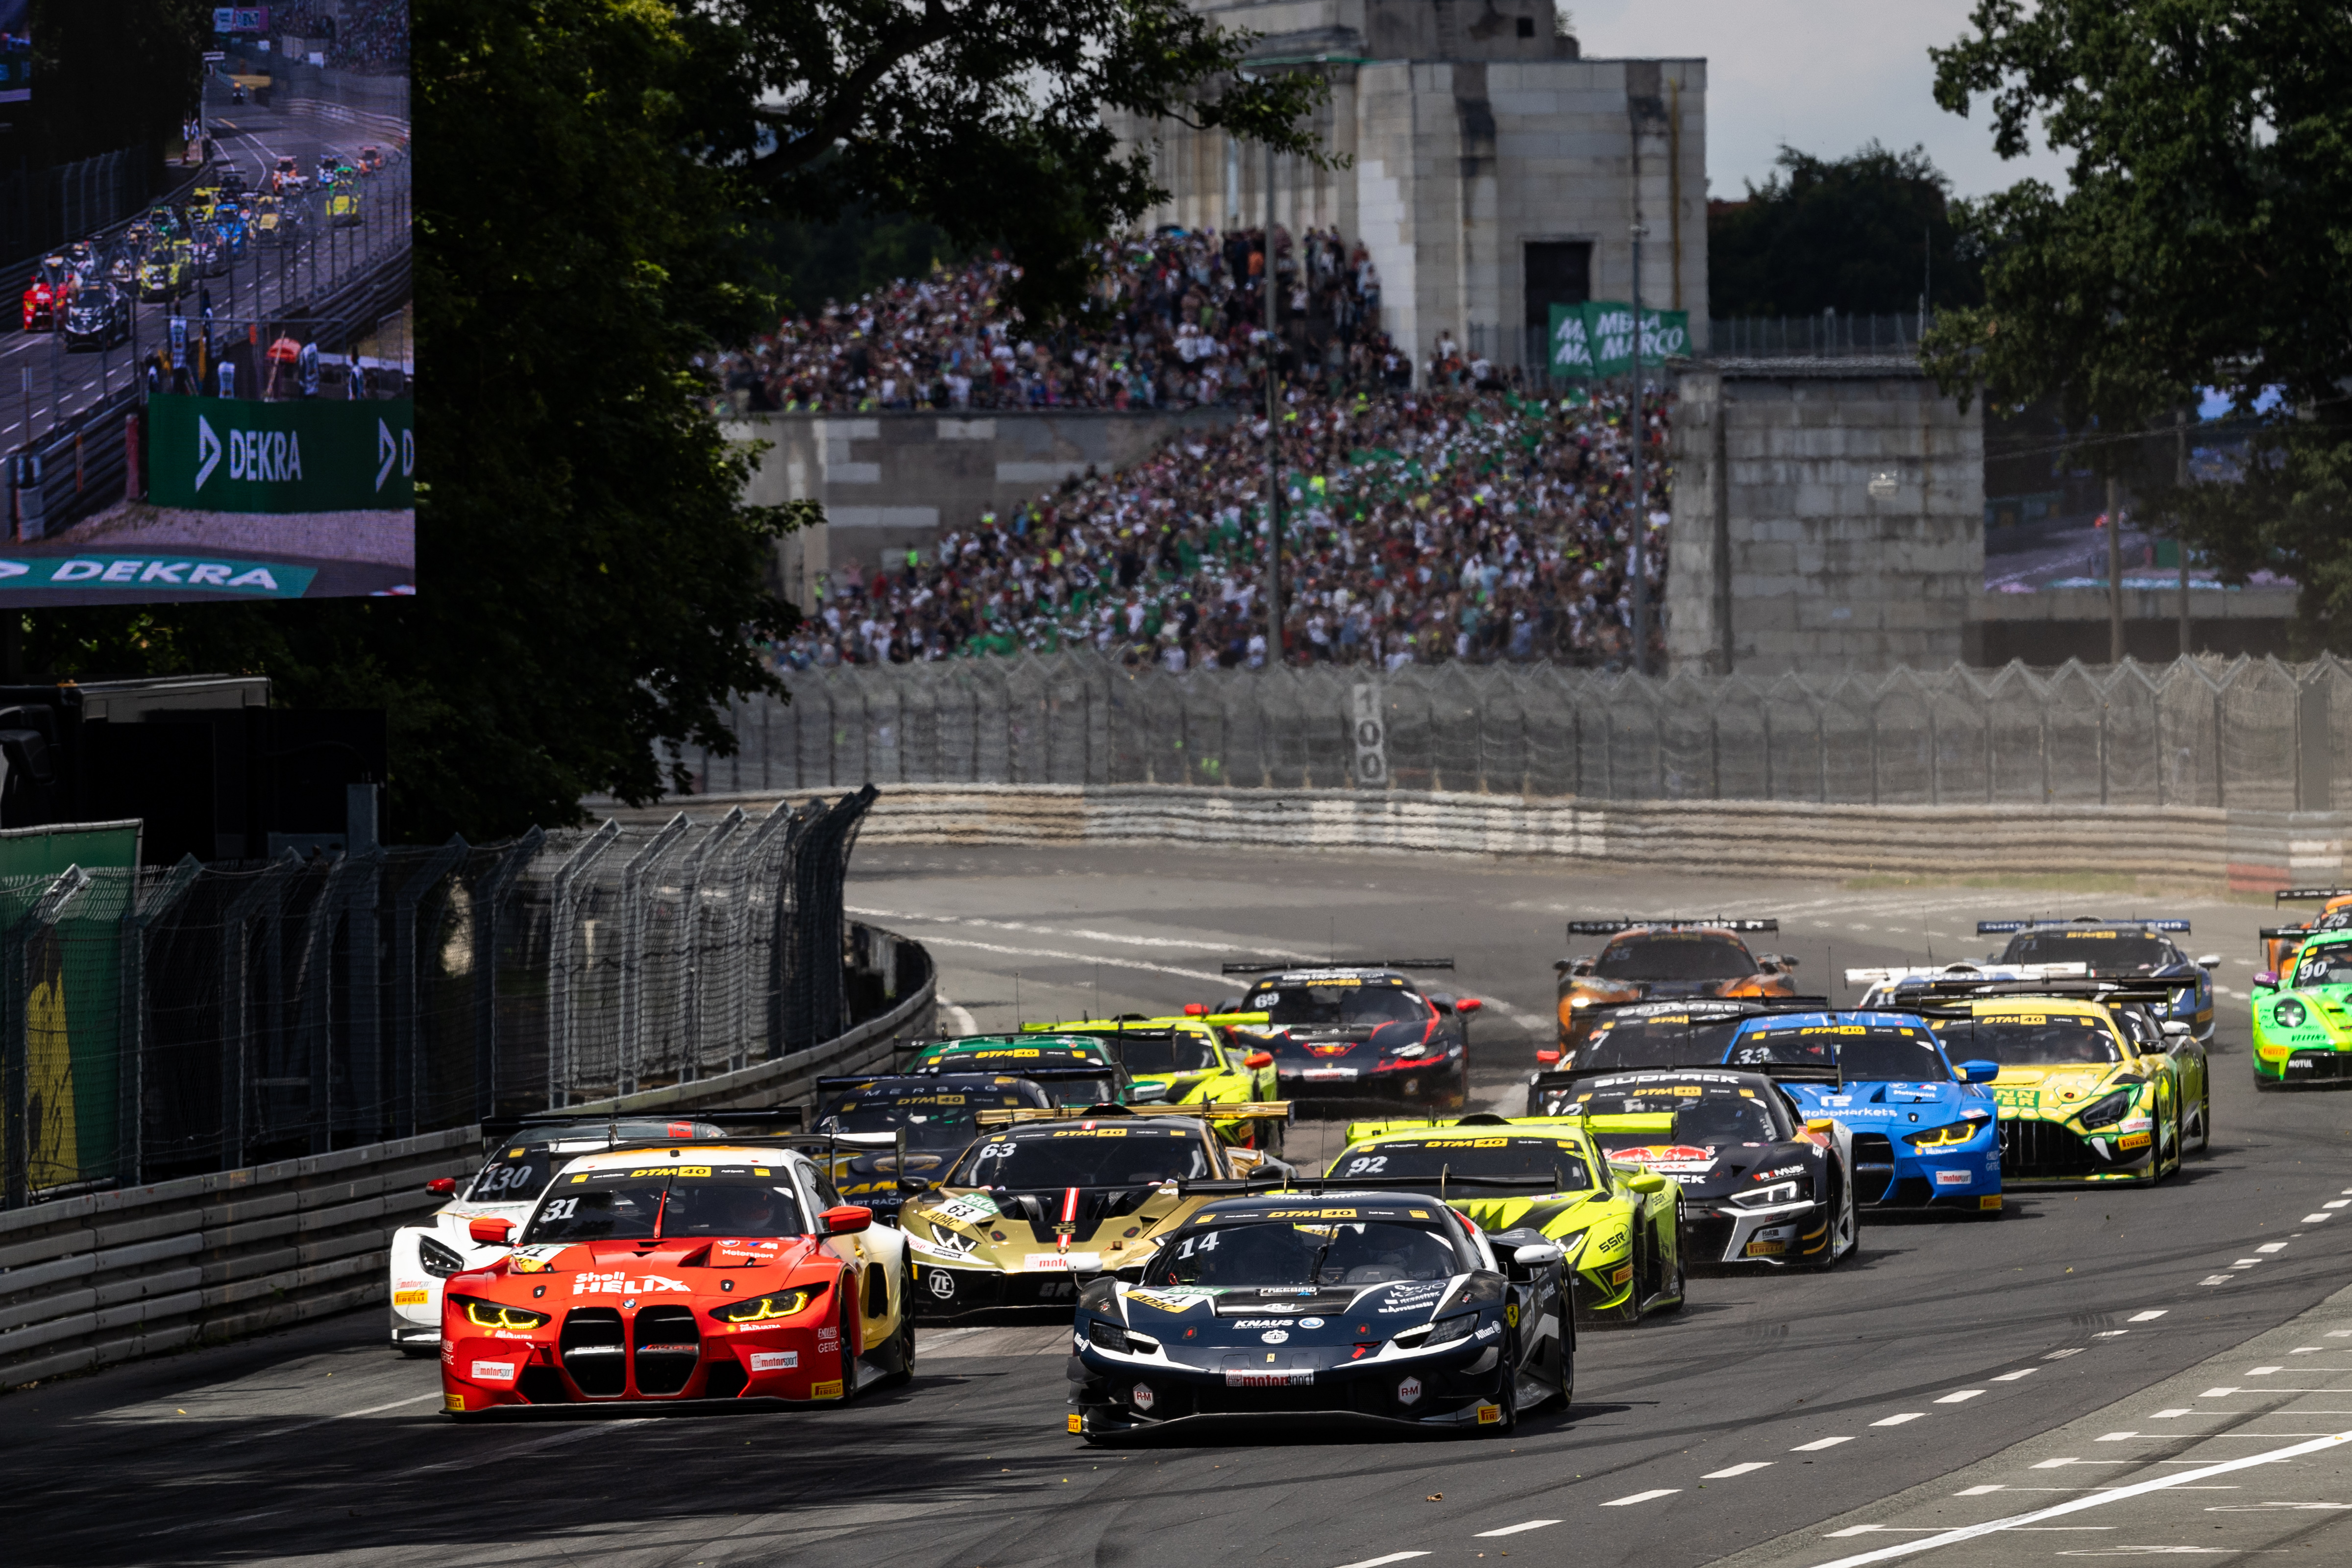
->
[[1547, 302, 1691, 378], [147, 393, 415, 513]]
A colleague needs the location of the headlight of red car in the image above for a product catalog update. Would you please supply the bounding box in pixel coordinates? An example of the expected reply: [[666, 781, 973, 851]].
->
[[712, 1287, 820, 1323]]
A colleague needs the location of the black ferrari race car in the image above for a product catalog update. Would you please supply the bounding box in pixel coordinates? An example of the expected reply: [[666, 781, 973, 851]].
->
[[1533, 1066, 1860, 1270], [1069, 1188, 1570, 1441], [1220, 961, 1479, 1110]]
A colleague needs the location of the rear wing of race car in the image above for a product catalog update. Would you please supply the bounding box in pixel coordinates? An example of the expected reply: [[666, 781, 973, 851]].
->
[[1195, 1172, 1575, 1198], [1567, 917, 1777, 936], [1976, 916, 2192, 933], [1873, 976, 2200, 1010], [2276, 887, 2352, 904], [975, 1101, 1294, 1128], [1217, 958, 1455, 975], [1579, 994, 1835, 1021], [1844, 961, 2089, 989]]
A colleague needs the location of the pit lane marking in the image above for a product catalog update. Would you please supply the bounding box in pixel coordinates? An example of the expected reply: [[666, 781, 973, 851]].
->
[[1473, 1519, 1561, 1536], [1801, 1425, 2352, 1568], [1703, 1463, 1775, 1478], [1600, 1489, 1680, 1506]]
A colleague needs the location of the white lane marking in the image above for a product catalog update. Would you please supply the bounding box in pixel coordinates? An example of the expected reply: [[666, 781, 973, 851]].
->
[[1936, 1390, 1986, 1404], [2233, 1259, 2262, 1268], [2326, 1200, 2351, 1209], [2248, 1367, 2284, 1375], [2256, 1244, 2288, 1254], [2034, 1458, 2130, 1469], [1331, 1555, 1430, 1568], [2094, 1330, 2132, 1338], [2303, 1214, 2334, 1224], [2046, 1348, 2085, 1361], [2152, 1409, 2192, 1418], [216, 1391, 441, 1448], [1472, 1520, 1560, 1537], [2332, 1330, 2352, 1337], [2201, 1275, 2237, 1285], [405, 1417, 652, 1473], [1703, 1463, 1774, 1478], [936, 991, 980, 1035], [2095, 1432, 2139, 1442], [2206, 1502, 2352, 1511], [2292, 1348, 2326, 1354], [2201, 1388, 2239, 1397], [1803, 1426, 2352, 1568], [1600, 1489, 1680, 1506], [1993, 1370, 2038, 1382], [1793, 1436, 1855, 1451], [847, 906, 1316, 960], [1873, 1413, 1926, 1426], [1957, 1485, 2004, 1495], [906, 933, 1229, 985]]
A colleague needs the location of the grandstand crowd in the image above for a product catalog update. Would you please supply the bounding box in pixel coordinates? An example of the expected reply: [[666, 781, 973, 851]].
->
[[270, 0, 408, 74], [735, 224, 1671, 671]]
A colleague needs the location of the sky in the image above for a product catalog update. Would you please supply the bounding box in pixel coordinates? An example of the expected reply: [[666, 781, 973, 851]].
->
[[1571, 0, 2075, 200]]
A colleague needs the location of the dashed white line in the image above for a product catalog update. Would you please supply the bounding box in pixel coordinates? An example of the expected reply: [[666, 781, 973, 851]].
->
[[2045, 1348, 2085, 1361], [2248, 1367, 2284, 1376], [2303, 1213, 2335, 1224], [2326, 1200, 2351, 1210], [1793, 1436, 1855, 1451], [1934, 1390, 1985, 1404], [2256, 1244, 2288, 1254], [1702, 1463, 1775, 1478], [1956, 1484, 2004, 1496], [1992, 1369, 2038, 1382], [1472, 1520, 1560, 1538], [1872, 1413, 1926, 1426], [2094, 1431, 2139, 1442], [2201, 1388, 2240, 1397], [2152, 1409, 2192, 1418], [2200, 1274, 2237, 1285], [1600, 1489, 1680, 1507], [1332, 1554, 1429, 1568], [2129, 1309, 2169, 1321]]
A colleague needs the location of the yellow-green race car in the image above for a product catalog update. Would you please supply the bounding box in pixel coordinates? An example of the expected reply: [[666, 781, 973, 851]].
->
[[2253, 930, 2352, 1087], [897, 1104, 1289, 1317], [1024, 1014, 1281, 1150], [1327, 1116, 1683, 1324]]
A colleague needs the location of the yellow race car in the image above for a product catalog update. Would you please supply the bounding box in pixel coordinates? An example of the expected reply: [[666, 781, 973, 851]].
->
[[896, 1104, 1288, 1318], [1328, 1115, 1683, 1324], [1024, 1012, 1281, 1150]]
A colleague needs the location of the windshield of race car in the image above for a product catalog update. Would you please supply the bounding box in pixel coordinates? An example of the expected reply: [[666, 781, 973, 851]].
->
[[1245, 980, 1427, 1029], [1999, 931, 2180, 972], [1941, 1010, 2123, 1065], [1728, 1021, 1951, 1082], [521, 1166, 808, 1244], [817, 1086, 1040, 1150], [1568, 1080, 1793, 1144], [464, 1122, 729, 1203], [1592, 932, 1757, 981], [1580, 1011, 1746, 1071], [1144, 1218, 1462, 1287], [2292, 943, 2352, 989], [950, 1127, 1212, 1188], [1104, 1031, 1222, 1073], [1329, 1135, 1595, 1189]]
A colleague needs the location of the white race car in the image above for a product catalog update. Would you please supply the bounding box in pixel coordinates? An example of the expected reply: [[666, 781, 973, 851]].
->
[[387, 1116, 734, 1353]]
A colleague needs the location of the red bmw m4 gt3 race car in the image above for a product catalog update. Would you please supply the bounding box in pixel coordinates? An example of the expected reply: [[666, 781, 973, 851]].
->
[[439, 1140, 913, 1415]]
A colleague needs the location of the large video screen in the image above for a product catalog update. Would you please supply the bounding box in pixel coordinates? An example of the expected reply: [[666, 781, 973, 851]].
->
[[0, 0, 410, 603]]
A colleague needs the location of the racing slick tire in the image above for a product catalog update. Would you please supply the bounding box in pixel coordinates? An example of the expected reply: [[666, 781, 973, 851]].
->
[[2195, 1088, 2213, 1152], [1655, 1237, 1686, 1314], [879, 1265, 917, 1390], [1480, 1334, 1520, 1438], [1812, 1170, 1857, 1269]]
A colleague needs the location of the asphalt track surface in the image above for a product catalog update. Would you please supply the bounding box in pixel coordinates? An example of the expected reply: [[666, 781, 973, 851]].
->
[[10, 845, 2352, 1568], [0, 74, 409, 449]]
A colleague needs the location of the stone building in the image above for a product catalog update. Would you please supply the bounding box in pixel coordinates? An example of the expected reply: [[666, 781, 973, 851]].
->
[[1111, 0, 1709, 371]]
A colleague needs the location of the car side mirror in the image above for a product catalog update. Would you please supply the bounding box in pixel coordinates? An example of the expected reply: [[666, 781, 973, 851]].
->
[[1505, 1241, 1565, 1268], [895, 1178, 935, 1194], [819, 1204, 873, 1237], [1956, 1059, 2000, 1084], [1243, 1050, 1274, 1069], [1454, 998, 1483, 1015], [1536, 1048, 1561, 1066], [467, 1217, 514, 1246], [1129, 1081, 1170, 1103], [1623, 1171, 1667, 1194], [427, 1176, 457, 1196], [2160, 1020, 2191, 1038], [2254, 971, 2279, 993], [1804, 1118, 1838, 1136], [2195, 954, 2221, 970]]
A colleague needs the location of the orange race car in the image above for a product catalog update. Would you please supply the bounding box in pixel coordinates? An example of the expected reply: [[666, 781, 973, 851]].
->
[[1545, 918, 1800, 1066], [2260, 888, 2352, 977]]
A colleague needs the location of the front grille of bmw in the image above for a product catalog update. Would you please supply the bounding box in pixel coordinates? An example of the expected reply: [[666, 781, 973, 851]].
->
[[560, 1308, 627, 1396], [632, 1305, 702, 1395], [1998, 1118, 2104, 1178]]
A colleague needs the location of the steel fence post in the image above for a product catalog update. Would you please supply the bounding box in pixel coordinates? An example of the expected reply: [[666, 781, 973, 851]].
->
[[220, 850, 300, 1173], [673, 808, 743, 1082], [617, 816, 686, 1097], [390, 836, 467, 1136], [547, 822, 620, 1108], [470, 828, 544, 1124]]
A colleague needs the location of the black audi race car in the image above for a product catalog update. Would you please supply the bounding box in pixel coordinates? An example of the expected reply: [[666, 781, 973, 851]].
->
[[810, 1071, 1058, 1222], [1533, 1067, 1859, 1269], [1069, 1189, 1570, 1441], [1221, 962, 1478, 1109]]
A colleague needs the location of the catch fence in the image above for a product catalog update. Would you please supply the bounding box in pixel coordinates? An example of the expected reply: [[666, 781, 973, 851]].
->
[[687, 654, 2350, 814], [0, 786, 908, 1209]]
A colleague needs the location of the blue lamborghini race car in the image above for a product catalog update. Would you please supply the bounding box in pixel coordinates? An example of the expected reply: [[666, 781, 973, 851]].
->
[[1721, 1009, 2005, 1217]]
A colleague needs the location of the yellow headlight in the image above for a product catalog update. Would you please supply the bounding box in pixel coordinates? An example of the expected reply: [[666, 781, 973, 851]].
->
[[713, 1289, 814, 1323], [461, 1298, 550, 1331]]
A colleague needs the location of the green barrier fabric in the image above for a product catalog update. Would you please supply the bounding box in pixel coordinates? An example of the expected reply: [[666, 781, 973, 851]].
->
[[147, 392, 415, 512]]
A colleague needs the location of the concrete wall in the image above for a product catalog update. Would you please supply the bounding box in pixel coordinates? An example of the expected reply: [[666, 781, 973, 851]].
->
[[1664, 363, 1985, 674], [1118, 2, 1707, 367], [728, 408, 1236, 605], [1966, 586, 2297, 665]]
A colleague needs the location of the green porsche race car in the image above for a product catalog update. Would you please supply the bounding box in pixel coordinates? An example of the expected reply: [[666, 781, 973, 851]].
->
[[2253, 931, 2352, 1087], [1023, 1014, 1281, 1150], [1328, 1116, 1683, 1324]]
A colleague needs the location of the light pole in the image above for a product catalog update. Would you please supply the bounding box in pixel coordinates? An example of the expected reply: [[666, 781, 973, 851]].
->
[[1628, 221, 1649, 675]]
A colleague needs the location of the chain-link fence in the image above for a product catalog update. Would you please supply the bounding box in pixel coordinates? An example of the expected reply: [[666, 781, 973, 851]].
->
[[0, 787, 900, 1208], [686, 654, 2350, 813]]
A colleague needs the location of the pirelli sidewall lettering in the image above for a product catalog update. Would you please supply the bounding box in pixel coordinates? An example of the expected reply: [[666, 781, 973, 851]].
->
[[147, 392, 415, 512]]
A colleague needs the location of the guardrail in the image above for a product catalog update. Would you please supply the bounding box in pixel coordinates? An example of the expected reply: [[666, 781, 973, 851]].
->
[[0, 937, 937, 1392]]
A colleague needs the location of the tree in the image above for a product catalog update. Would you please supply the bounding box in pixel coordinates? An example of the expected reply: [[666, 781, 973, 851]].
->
[[1925, 0, 2352, 650], [1708, 142, 1982, 318], [24, 0, 1326, 841]]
